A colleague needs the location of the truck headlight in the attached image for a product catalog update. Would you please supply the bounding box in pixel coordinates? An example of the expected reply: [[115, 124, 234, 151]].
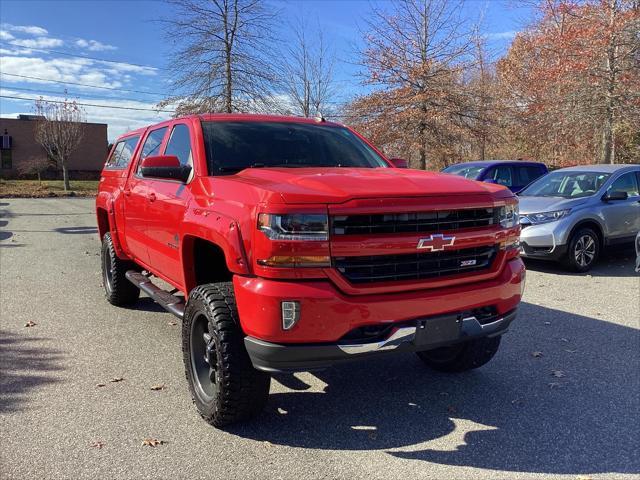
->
[[499, 203, 519, 229], [258, 213, 328, 241], [523, 209, 571, 225]]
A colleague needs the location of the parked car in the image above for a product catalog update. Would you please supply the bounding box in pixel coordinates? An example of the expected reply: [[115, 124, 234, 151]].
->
[[518, 164, 640, 272], [96, 114, 524, 427], [442, 160, 548, 193]]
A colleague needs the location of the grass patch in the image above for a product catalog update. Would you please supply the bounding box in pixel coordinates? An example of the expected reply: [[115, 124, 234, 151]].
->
[[0, 179, 99, 197]]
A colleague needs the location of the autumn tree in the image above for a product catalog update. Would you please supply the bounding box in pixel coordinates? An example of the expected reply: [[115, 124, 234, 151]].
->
[[350, 0, 476, 169], [160, 0, 280, 114], [34, 97, 86, 191], [18, 155, 53, 185], [280, 16, 336, 117], [497, 0, 640, 165]]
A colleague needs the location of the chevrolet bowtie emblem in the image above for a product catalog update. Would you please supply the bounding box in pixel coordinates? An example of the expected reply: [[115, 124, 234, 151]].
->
[[417, 234, 456, 252]]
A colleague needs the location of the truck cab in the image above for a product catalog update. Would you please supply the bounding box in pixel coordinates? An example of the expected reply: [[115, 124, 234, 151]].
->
[[96, 114, 525, 427]]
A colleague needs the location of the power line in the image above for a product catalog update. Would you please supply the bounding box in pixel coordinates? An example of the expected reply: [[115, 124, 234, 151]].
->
[[0, 40, 159, 70], [3, 85, 160, 104], [0, 94, 175, 113], [0, 72, 167, 96]]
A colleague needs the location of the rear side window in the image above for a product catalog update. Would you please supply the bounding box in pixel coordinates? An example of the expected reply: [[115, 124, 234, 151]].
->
[[516, 165, 545, 186], [164, 124, 192, 167], [105, 136, 140, 169], [137, 127, 168, 173], [609, 172, 640, 196]]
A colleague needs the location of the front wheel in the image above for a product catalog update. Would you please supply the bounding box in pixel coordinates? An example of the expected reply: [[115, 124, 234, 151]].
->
[[564, 228, 599, 272], [182, 282, 270, 427], [416, 335, 501, 373]]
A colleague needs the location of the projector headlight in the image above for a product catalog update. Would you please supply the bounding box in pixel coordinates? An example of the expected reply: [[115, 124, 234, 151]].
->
[[499, 203, 519, 229], [258, 213, 328, 241], [524, 209, 571, 225]]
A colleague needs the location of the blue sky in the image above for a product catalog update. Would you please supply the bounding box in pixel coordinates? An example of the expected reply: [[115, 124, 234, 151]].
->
[[0, 0, 532, 140]]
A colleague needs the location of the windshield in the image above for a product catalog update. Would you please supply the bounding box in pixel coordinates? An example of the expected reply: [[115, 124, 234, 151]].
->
[[519, 171, 611, 198], [201, 121, 388, 175], [442, 164, 485, 179]]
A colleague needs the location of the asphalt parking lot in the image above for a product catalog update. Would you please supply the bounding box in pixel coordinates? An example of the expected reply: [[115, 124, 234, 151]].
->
[[1, 198, 638, 480]]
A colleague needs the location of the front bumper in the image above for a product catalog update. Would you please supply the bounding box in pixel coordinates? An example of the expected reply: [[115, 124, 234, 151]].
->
[[245, 309, 517, 372], [519, 219, 572, 260]]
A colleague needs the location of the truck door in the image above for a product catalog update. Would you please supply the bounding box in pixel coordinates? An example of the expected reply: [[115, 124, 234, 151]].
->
[[123, 126, 169, 266], [145, 122, 193, 285]]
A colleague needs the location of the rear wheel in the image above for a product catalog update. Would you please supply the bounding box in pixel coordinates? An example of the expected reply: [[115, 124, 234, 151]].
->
[[416, 336, 501, 373], [101, 232, 140, 306], [182, 282, 270, 427], [564, 228, 599, 272]]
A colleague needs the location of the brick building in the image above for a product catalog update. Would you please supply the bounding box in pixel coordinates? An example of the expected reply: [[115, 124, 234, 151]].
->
[[0, 115, 108, 179]]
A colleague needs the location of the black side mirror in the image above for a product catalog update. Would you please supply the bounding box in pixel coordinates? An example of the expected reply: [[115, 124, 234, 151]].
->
[[602, 190, 628, 202]]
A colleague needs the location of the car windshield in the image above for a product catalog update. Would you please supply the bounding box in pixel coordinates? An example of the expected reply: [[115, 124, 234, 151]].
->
[[519, 171, 611, 198], [201, 121, 388, 175], [442, 164, 485, 179]]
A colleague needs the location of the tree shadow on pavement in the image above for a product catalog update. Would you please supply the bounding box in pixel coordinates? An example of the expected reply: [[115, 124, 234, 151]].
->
[[230, 302, 640, 476], [0, 330, 66, 413]]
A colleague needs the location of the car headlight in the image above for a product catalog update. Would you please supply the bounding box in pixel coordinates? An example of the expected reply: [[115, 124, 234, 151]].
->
[[523, 209, 571, 225], [499, 203, 519, 228], [258, 213, 328, 241]]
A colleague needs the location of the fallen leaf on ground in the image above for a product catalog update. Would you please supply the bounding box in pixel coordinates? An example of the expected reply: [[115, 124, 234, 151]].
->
[[277, 407, 288, 414], [565, 349, 578, 353], [551, 370, 566, 378], [511, 399, 523, 405], [439, 392, 449, 396], [150, 384, 166, 391], [548, 382, 561, 389], [141, 438, 164, 447], [544, 322, 551, 325], [560, 338, 569, 343], [89, 441, 105, 449], [110, 377, 124, 383], [532, 351, 543, 358], [168, 321, 177, 326], [95, 383, 106, 388], [24, 321, 37, 328]]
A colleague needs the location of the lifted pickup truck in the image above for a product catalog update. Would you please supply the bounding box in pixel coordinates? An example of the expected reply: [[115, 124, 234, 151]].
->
[[97, 114, 524, 427]]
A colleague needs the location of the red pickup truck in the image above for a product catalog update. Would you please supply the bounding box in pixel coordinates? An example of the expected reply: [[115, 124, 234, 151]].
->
[[96, 114, 524, 427]]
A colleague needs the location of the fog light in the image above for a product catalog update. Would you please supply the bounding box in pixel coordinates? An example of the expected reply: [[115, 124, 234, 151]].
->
[[281, 301, 300, 330]]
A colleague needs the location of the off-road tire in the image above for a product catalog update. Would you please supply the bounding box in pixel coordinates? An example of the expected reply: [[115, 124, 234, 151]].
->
[[564, 227, 600, 272], [182, 283, 270, 427], [101, 232, 140, 306], [416, 335, 502, 373]]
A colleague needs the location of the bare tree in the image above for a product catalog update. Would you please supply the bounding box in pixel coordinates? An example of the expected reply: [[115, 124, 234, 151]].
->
[[160, 0, 281, 114], [281, 17, 336, 117], [17, 155, 53, 185], [34, 97, 86, 192]]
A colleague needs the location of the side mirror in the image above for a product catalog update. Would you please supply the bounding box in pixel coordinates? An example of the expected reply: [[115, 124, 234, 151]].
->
[[140, 155, 191, 182], [388, 158, 409, 168], [602, 190, 628, 202]]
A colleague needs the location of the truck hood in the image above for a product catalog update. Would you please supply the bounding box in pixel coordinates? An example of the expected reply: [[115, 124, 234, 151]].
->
[[224, 167, 510, 204], [518, 195, 590, 214]]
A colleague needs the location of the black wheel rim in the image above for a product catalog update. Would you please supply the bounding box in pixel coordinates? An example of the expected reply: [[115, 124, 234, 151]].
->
[[190, 313, 218, 402], [574, 234, 596, 268], [103, 249, 113, 293]]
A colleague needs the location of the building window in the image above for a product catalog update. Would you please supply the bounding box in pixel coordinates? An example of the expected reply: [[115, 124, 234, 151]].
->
[[1, 149, 11, 169]]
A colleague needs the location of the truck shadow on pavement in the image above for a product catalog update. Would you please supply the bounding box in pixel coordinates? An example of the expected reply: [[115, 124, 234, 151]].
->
[[231, 302, 639, 476], [0, 330, 66, 413], [524, 245, 637, 278]]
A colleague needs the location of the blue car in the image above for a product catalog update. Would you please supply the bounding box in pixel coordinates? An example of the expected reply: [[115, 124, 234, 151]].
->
[[442, 160, 549, 193]]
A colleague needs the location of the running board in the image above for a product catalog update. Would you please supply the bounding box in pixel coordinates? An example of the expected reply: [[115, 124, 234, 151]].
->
[[125, 271, 185, 319]]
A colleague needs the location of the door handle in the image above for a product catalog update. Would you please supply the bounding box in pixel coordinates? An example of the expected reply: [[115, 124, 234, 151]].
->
[[147, 192, 156, 202]]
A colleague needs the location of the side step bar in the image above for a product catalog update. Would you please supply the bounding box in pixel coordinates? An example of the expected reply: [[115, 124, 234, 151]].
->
[[125, 271, 185, 319]]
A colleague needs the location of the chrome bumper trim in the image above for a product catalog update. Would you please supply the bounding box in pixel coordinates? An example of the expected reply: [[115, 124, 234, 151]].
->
[[337, 326, 417, 355]]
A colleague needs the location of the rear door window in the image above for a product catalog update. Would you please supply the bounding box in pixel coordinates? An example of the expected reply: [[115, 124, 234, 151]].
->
[[516, 165, 545, 186], [608, 172, 640, 197], [105, 136, 140, 169]]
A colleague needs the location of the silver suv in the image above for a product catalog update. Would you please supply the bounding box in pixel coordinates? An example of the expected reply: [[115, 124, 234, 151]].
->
[[518, 164, 640, 272]]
